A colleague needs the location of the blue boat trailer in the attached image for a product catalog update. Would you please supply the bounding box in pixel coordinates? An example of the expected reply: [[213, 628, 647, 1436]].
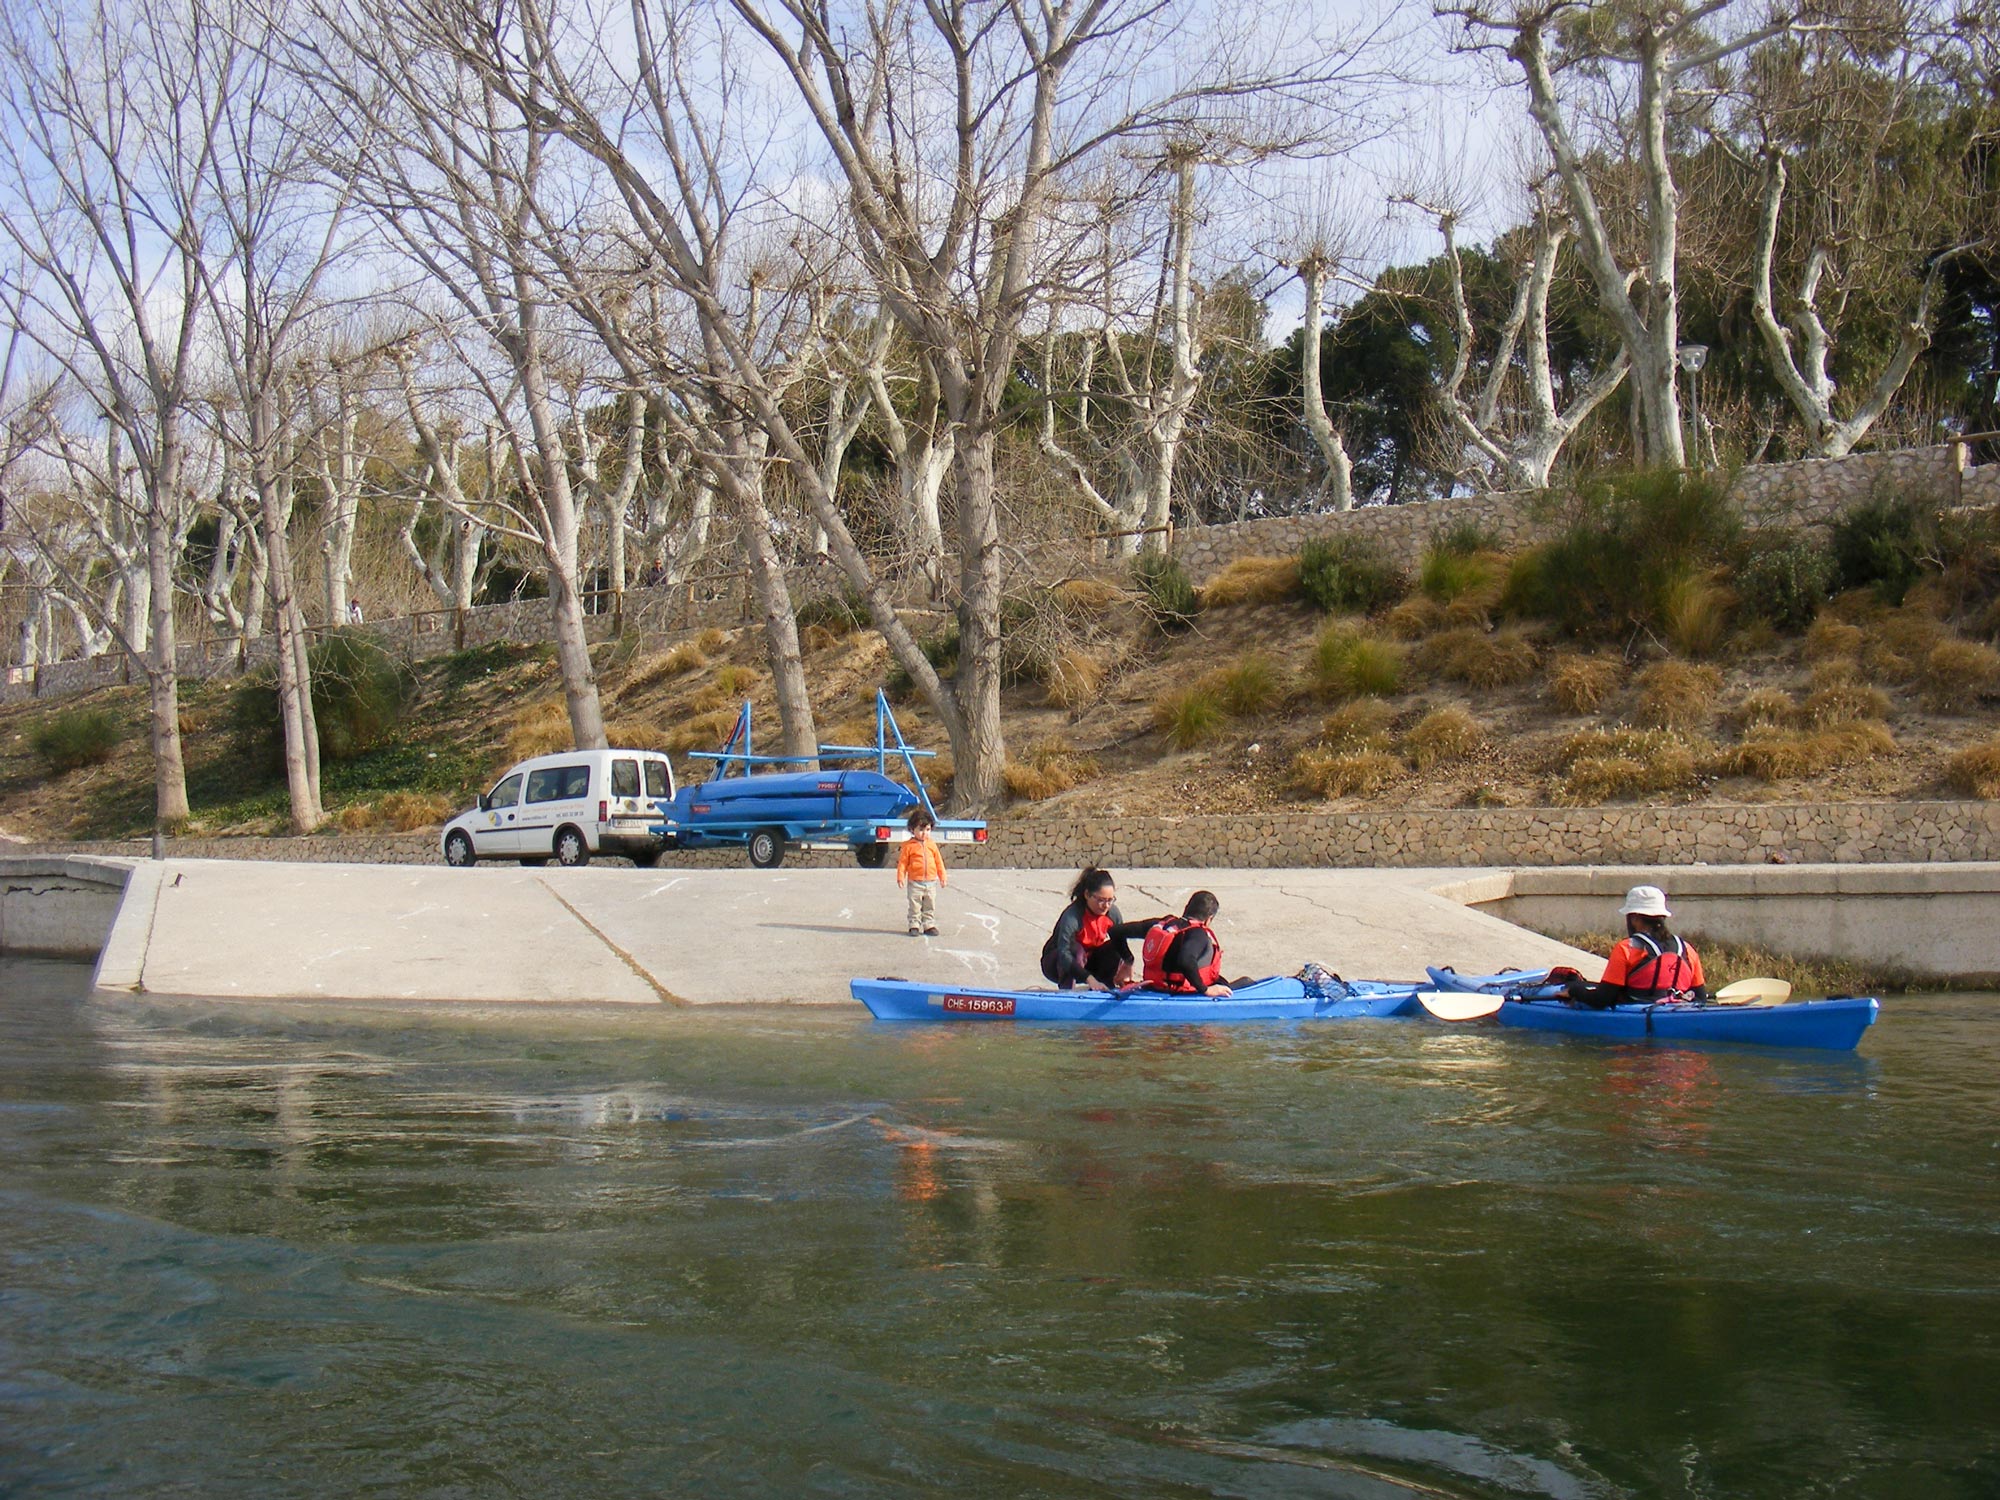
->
[[648, 690, 987, 868]]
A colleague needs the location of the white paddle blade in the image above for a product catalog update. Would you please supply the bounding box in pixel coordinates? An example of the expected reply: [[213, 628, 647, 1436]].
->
[[1715, 976, 1792, 1006], [1417, 991, 1505, 1022]]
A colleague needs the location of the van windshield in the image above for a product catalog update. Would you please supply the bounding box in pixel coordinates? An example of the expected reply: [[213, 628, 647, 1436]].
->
[[488, 773, 523, 809]]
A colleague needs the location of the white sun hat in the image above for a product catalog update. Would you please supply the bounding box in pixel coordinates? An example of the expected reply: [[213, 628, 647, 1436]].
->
[[1619, 884, 1671, 918]]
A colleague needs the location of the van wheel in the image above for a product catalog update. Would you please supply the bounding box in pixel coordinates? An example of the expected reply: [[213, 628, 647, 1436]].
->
[[747, 828, 786, 868], [854, 842, 888, 869], [444, 831, 475, 868], [554, 827, 590, 867]]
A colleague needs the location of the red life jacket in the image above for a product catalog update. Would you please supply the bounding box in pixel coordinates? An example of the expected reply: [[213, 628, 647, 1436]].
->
[[1140, 917, 1223, 992], [1077, 909, 1112, 954], [1622, 931, 1697, 1002]]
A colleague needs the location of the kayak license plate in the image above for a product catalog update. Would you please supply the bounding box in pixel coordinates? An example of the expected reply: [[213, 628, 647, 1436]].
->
[[941, 994, 1015, 1016]]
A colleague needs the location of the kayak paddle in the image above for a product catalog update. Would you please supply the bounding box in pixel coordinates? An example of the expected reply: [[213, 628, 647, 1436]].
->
[[1417, 991, 1505, 1021], [1714, 976, 1792, 1006]]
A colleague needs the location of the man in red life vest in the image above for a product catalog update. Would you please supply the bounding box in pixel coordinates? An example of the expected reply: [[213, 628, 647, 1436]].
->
[[1139, 890, 1235, 997], [1564, 885, 1708, 1008]]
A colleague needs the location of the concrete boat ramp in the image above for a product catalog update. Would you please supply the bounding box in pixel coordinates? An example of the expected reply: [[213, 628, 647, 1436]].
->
[[64, 859, 1598, 1006]]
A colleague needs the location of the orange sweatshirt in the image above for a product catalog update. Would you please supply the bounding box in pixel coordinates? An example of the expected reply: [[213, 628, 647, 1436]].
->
[[896, 836, 947, 885]]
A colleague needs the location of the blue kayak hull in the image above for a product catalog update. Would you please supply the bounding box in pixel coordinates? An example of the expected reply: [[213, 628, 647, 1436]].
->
[[1425, 966, 1879, 1052], [852, 975, 1425, 1023]]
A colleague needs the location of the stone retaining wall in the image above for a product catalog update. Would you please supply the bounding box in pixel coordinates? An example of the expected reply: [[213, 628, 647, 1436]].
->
[[37, 798, 2000, 872]]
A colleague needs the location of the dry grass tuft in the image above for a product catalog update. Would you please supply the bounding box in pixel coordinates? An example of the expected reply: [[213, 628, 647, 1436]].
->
[[1290, 747, 1401, 798], [1313, 624, 1404, 699], [695, 627, 729, 654], [505, 700, 572, 762], [1944, 739, 2000, 798], [800, 624, 841, 653], [1053, 576, 1128, 617], [1661, 571, 1736, 658], [1546, 653, 1624, 714], [605, 721, 675, 753], [376, 791, 455, 830], [1154, 684, 1228, 749], [1630, 659, 1724, 732], [1800, 679, 1892, 726], [1707, 720, 1897, 781], [621, 641, 708, 697], [1200, 555, 1301, 609], [1869, 608, 1946, 671], [1805, 616, 1865, 662], [1919, 638, 2000, 713], [663, 706, 742, 753], [1041, 649, 1106, 710], [1731, 687, 1797, 730], [1203, 652, 1286, 716], [1002, 740, 1102, 801], [1320, 698, 1394, 750], [1383, 595, 1447, 640], [1555, 727, 1707, 804], [1403, 707, 1483, 770], [1418, 627, 1538, 688], [335, 802, 378, 832]]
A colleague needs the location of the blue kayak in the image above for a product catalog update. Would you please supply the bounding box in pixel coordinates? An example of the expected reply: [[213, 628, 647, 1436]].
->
[[852, 971, 1425, 1023], [1425, 966, 1879, 1052]]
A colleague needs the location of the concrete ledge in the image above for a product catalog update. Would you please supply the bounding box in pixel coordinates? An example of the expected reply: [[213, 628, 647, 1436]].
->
[[0, 855, 133, 959]]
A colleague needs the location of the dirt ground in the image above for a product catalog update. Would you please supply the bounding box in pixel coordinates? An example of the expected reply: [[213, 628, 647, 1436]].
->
[[2, 591, 1995, 844]]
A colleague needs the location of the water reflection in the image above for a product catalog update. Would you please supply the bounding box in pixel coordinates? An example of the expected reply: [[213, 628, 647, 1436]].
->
[[1, 965, 1995, 1498]]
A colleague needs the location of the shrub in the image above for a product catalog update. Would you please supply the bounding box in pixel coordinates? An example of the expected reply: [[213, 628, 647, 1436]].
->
[[623, 641, 708, 695], [1708, 721, 1896, 781], [799, 624, 841, 653], [1041, 650, 1105, 710], [695, 627, 728, 653], [1053, 577, 1127, 617], [1200, 555, 1302, 608], [1155, 684, 1227, 749], [1547, 653, 1623, 714], [1418, 627, 1538, 687], [1630, 660, 1723, 732], [1418, 545, 1505, 607], [1002, 742, 1101, 801], [1134, 552, 1199, 632], [1735, 537, 1834, 630], [1297, 534, 1406, 614], [1383, 595, 1447, 640], [505, 700, 572, 761], [1403, 707, 1483, 770], [1918, 638, 2000, 713], [604, 720, 675, 753], [375, 791, 454, 830], [1206, 653, 1284, 716], [31, 709, 123, 773], [1502, 468, 1740, 636], [1555, 727, 1708, 804], [1320, 698, 1394, 750], [795, 590, 866, 635], [1291, 746, 1401, 798], [664, 706, 742, 753], [1661, 570, 1735, 658], [885, 626, 960, 700], [1312, 624, 1404, 699], [1800, 680, 1891, 727], [1944, 740, 2000, 798], [335, 801, 378, 832], [1831, 493, 1931, 604], [233, 630, 415, 768], [1804, 616, 1866, 662], [1732, 687, 1797, 730]]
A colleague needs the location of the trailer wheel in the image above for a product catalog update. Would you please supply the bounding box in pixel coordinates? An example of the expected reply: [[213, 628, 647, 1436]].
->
[[747, 828, 787, 868], [854, 842, 889, 869]]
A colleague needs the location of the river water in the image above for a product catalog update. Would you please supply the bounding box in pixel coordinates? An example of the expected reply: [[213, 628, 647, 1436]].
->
[[1, 956, 1994, 1498]]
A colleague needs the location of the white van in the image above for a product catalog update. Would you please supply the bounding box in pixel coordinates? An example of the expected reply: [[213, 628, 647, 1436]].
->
[[440, 748, 677, 868]]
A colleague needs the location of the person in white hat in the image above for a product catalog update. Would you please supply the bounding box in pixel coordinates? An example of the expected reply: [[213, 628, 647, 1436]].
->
[[1563, 885, 1708, 1008]]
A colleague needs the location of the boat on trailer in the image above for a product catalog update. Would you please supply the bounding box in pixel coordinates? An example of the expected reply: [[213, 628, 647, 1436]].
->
[[1424, 966, 1879, 1052], [852, 970, 1426, 1023]]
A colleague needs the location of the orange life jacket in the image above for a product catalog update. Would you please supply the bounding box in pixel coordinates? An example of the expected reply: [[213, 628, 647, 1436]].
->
[[1140, 917, 1223, 992], [1615, 932, 1698, 1002]]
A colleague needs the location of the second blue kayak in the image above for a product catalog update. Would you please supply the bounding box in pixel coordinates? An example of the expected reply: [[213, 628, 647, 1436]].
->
[[1425, 966, 1879, 1051], [852, 973, 1424, 1023]]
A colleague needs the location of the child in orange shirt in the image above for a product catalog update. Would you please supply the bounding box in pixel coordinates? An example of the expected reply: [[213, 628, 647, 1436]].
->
[[896, 808, 946, 937]]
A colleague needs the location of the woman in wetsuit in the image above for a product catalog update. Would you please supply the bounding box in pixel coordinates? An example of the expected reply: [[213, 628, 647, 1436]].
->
[[1040, 868, 1160, 990]]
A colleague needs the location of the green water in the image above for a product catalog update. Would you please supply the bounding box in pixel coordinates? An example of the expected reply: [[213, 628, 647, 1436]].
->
[[1, 958, 1994, 1498]]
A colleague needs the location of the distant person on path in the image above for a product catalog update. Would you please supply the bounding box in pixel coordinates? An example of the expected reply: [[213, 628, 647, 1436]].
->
[[897, 808, 946, 937], [1564, 885, 1708, 1008], [1040, 868, 1156, 990], [1137, 890, 1244, 998], [347, 599, 364, 625]]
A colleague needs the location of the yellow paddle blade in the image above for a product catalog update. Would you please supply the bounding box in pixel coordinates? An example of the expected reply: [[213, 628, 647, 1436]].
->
[[1715, 976, 1792, 1006], [1417, 991, 1505, 1022]]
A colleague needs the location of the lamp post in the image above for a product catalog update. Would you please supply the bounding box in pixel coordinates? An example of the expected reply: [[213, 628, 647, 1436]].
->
[[1677, 343, 1709, 472]]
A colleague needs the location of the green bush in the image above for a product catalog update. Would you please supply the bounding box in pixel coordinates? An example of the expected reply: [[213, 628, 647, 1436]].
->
[[1298, 535, 1406, 614], [1831, 494, 1931, 606], [795, 589, 867, 635], [1134, 552, 1198, 632], [1735, 537, 1835, 630], [1502, 469, 1740, 637], [884, 624, 961, 701], [232, 629, 416, 767], [1312, 624, 1404, 698], [31, 709, 123, 773]]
